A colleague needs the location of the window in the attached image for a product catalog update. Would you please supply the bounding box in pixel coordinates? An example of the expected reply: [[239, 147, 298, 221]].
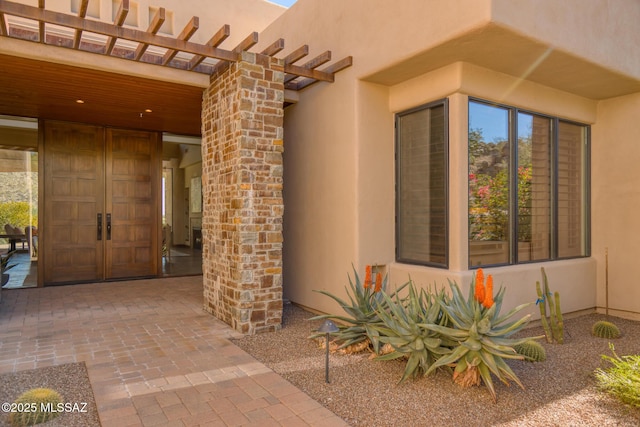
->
[[468, 99, 589, 267], [396, 100, 448, 267]]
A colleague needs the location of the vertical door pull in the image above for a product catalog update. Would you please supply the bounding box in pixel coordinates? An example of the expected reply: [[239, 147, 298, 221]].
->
[[97, 213, 103, 241], [106, 213, 112, 240]]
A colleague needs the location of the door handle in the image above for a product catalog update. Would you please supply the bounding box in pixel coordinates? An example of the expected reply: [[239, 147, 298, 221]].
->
[[97, 213, 102, 241], [106, 213, 112, 241]]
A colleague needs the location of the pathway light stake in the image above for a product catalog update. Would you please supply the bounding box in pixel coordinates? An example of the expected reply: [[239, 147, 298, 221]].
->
[[318, 319, 339, 383]]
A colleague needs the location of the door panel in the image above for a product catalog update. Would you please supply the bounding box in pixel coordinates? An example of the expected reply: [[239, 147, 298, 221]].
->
[[105, 128, 159, 280], [43, 122, 104, 284], [43, 122, 160, 285]]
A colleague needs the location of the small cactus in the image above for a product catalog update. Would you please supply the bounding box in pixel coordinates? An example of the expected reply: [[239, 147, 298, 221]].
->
[[536, 267, 564, 344], [9, 388, 63, 426], [592, 320, 621, 339], [514, 340, 547, 362]]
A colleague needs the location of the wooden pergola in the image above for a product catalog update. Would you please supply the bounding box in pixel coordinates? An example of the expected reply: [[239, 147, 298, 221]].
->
[[0, 0, 353, 135], [0, 0, 352, 90]]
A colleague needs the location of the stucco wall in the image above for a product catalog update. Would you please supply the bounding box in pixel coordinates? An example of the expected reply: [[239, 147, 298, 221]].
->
[[592, 92, 640, 320], [490, 0, 640, 83], [258, 0, 639, 317]]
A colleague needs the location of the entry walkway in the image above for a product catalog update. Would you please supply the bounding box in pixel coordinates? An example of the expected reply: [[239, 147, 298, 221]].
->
[[0, 277, 347, 426]]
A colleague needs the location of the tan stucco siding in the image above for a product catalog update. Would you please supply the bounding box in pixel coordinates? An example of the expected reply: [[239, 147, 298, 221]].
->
[[258, 0, 639, 317], [491, 0, 640, 82], [592, 92, 640, 320], [281, 75, 359, 314]]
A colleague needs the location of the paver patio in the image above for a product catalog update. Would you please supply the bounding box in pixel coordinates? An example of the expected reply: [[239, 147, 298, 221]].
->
[[0, 277, 347, 426]]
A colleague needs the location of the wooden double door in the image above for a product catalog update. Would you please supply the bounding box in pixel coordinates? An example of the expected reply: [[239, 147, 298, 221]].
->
[[42, 121, 161, 285]]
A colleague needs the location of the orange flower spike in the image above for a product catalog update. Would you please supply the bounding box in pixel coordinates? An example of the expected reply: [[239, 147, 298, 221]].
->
[[474, 268, 485, 303], [483, 275, 495, 308], [364, 265, 372, 289], [374, 272, 382, 293]]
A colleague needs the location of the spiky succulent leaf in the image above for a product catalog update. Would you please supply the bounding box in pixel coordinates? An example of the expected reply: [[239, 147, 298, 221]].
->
[[371, 282, 450, 381], [423, 279, 535, 401], [309, 265, 409, 348]]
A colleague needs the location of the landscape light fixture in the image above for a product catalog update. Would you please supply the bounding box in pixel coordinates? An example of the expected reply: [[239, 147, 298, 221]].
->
[[317, 319, 339, 383]]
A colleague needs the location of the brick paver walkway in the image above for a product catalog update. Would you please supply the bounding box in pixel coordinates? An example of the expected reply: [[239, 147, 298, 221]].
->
[[0, 277, 347, 426]]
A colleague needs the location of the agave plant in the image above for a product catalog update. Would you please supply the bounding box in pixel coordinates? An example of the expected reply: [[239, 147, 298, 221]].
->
[[422, 270, 541, 402], [309, 265, 409, 353], [371, 282, 453, 382]]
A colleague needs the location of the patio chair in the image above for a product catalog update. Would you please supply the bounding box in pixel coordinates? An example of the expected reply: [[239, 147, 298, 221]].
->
[[4, 224, 27, 251]]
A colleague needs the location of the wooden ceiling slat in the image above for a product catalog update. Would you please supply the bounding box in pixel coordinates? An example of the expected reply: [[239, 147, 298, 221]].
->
[[0, 1, 239, 62], [284, 50, 330, 83], [188, 24, 230, 71], [134, 7, 165, 61], [105, 0, 129, 55], [261, 38, 285, 57], [284, 45, 309, 65], [162, 16, 199, 66], [0, 54, 203, 135], [72, 0, 89, 49]]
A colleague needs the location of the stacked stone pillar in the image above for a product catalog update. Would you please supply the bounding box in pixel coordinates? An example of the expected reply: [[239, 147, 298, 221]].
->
[[201, 51, 284, 334]]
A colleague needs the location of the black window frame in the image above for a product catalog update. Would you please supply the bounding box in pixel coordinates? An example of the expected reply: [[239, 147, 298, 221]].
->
[[468, 97, 591, 268], [395, 99, 449, 268]]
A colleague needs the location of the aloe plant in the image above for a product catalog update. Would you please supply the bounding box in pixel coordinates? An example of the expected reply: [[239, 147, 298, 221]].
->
[[422, 273, 541, 402], [309, 265, 409, 353], [371, 282, 453, 382]]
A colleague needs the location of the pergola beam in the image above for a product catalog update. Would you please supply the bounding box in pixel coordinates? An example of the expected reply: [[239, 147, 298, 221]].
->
[[72, 0, 88, 49], [233, 31, 259, 53], [284, 63, 333, 83], [210, 31, 259, 75], [284, 45, 308, 65], [37, 0, 44, 42], [134, 7, 165, 61], [0, 12, 7, 36], [105, 0, 128, 55], [287, 56, 353, 90], [261, 38, 285, 57], [284, 50, 331, 83], [0, 0, 239, 62], [188, 24, 230, 71], [0, 0, 353, 91], [162, 16, 199, 65]]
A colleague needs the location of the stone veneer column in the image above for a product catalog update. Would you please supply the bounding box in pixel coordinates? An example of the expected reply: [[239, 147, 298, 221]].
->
[[201, 51, 284, 334]]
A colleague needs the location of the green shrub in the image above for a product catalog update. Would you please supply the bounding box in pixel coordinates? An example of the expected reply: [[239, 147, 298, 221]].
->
[[595, 344, 640, 408], [0, 201, 37, 229]]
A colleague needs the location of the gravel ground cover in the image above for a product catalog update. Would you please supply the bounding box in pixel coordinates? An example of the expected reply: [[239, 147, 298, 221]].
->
[[233, 303, 640, 427], [0, 363, 100, 427]]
